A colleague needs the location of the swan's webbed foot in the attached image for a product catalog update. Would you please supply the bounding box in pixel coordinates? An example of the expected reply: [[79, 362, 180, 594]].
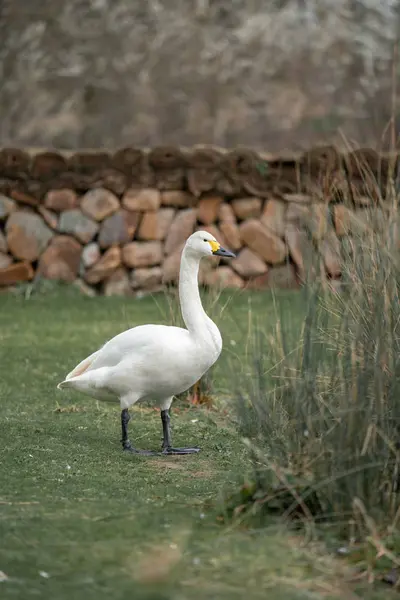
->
[[162, 446, 201, 455], [121, 409, 160, 455], [161, 409, 200, 456], [123, 441, 159, 456]]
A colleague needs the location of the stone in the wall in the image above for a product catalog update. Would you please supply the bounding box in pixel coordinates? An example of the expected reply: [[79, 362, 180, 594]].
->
[[0, 253, 12, 269], [320, 230, 341, 277], [10, 189, 40, 208], [267, 264, 299, 289], [219, 221, 242, 251], [73, 279, 97, 297], [162, 245, 184, 283], [261, 199, 286, 237], [333, 205, 368, 237], [231, 248, 268, 278], [38, 235, 82, 282], [122, 188, 160, 212], [0, 195, 16, 220], [85, 246, 121, 284], [131, 267, 162, 289], [204, 267, 244, 289], [164, 209, 196, 255], [98, 211, 135, 248], [0, 231, 7, 253], [285, 224, 315, 280], [161, 191, 195, 208], [308, 204, 328, 240], [232, 197, 262, 220], [81, 188, 120, 221], [123, 210, 141, 239], [197, 195, 223, 225], [0, 261, 34, 286], [38, 206, 58, 230], [244, 272, 269, 290], [6, 212, 53, 261], [218, 203, 236, 222], [103, 267, 132, 296], [122, 241, 162, 268], [240, 219, 287, 264], [81, 242, 101, 269], [137, 208, 175, 241], [44, 189, 78, 212], [286, 202, 310, 226], [58, 209, 99, 244]]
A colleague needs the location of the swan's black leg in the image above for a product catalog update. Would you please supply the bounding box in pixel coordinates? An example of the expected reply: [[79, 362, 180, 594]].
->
[[161, 409, 200, 455], [121, 409, 158, 456]]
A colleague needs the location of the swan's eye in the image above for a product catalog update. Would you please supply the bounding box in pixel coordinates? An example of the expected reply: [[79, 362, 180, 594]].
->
[[203, 238, 207, 242]]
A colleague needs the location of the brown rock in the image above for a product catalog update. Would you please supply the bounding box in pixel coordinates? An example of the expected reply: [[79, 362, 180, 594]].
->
[[0, 231, 7, 253], [122, 241, 162, 268], [81, 188, 120, 221], [198, 255, 217, 285], [103, 267, 132, 296], [218, 203, 236, 223], [38, 206, 58, 230], [285, 224, 315, 279], [240, 220, 287, 264], [219, 221, 242, 251], [122, 188, 160, 212], [131, 267, 163, 289], [286, 202, 309, 225], [0, 195, 16, 220], [58, 209, 99, 244], [38, 235, 82, 282], [0, 261, 34, 286], [81, 242, 101, 268], [6, 212, 53, 261], [283, 193, 312, 204], [0, 253, 12, 269], [261, 199, 286, 237], [267, 264, 299, 289], [244, 272, 270, 290], [85, 246, 122, 284], [123, 210, 141, 238], [309, 204, 328, 240], [73, 279, 97, 297], [10, 189, 39, 207], [320, 230, 341, 277], [162, 245, 184, 283], [138, 208, 175, 241], [334, 205, 368, 237], [232, 197, 262, 220], [161, 191, 195, 208], [231, 248, 268, 278], [165, 209, 196, 255], [197, 195, 223, 225], [44, 189, 78, 212], [98, 211, 136, 248], [204, 267, 244, 289]]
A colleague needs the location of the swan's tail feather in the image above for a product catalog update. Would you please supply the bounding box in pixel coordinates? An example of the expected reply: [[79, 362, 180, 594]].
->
[[61, 350, 101, 384], [57, 367, 114, 400]]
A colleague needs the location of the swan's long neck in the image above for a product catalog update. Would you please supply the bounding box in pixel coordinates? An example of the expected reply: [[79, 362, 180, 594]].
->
[[179, 249, 209, 337]]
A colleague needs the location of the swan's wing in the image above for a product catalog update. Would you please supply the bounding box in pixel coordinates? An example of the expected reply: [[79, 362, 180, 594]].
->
[[85, 324, 184, 372]]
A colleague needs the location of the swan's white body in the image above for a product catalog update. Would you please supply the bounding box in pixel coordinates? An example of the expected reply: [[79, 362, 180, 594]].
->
[[57, 231, 227, 413]]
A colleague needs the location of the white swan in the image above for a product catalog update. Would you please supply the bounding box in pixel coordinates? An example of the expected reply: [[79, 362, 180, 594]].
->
[[57, 231, 235, 455]]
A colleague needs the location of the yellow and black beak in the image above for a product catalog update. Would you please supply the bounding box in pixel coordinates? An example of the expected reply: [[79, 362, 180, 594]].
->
[[208, 240, 236, 258]]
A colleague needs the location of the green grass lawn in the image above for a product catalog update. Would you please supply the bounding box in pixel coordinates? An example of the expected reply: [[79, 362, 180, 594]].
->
[[0, 286, 396, 599]]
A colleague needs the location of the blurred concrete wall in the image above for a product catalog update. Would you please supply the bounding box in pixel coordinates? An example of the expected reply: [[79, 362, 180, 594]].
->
[[0, 0, 399, 151]]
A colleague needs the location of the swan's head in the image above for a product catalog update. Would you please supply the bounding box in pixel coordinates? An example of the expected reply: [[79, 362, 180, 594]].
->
[[185, 231, 236, 259]]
